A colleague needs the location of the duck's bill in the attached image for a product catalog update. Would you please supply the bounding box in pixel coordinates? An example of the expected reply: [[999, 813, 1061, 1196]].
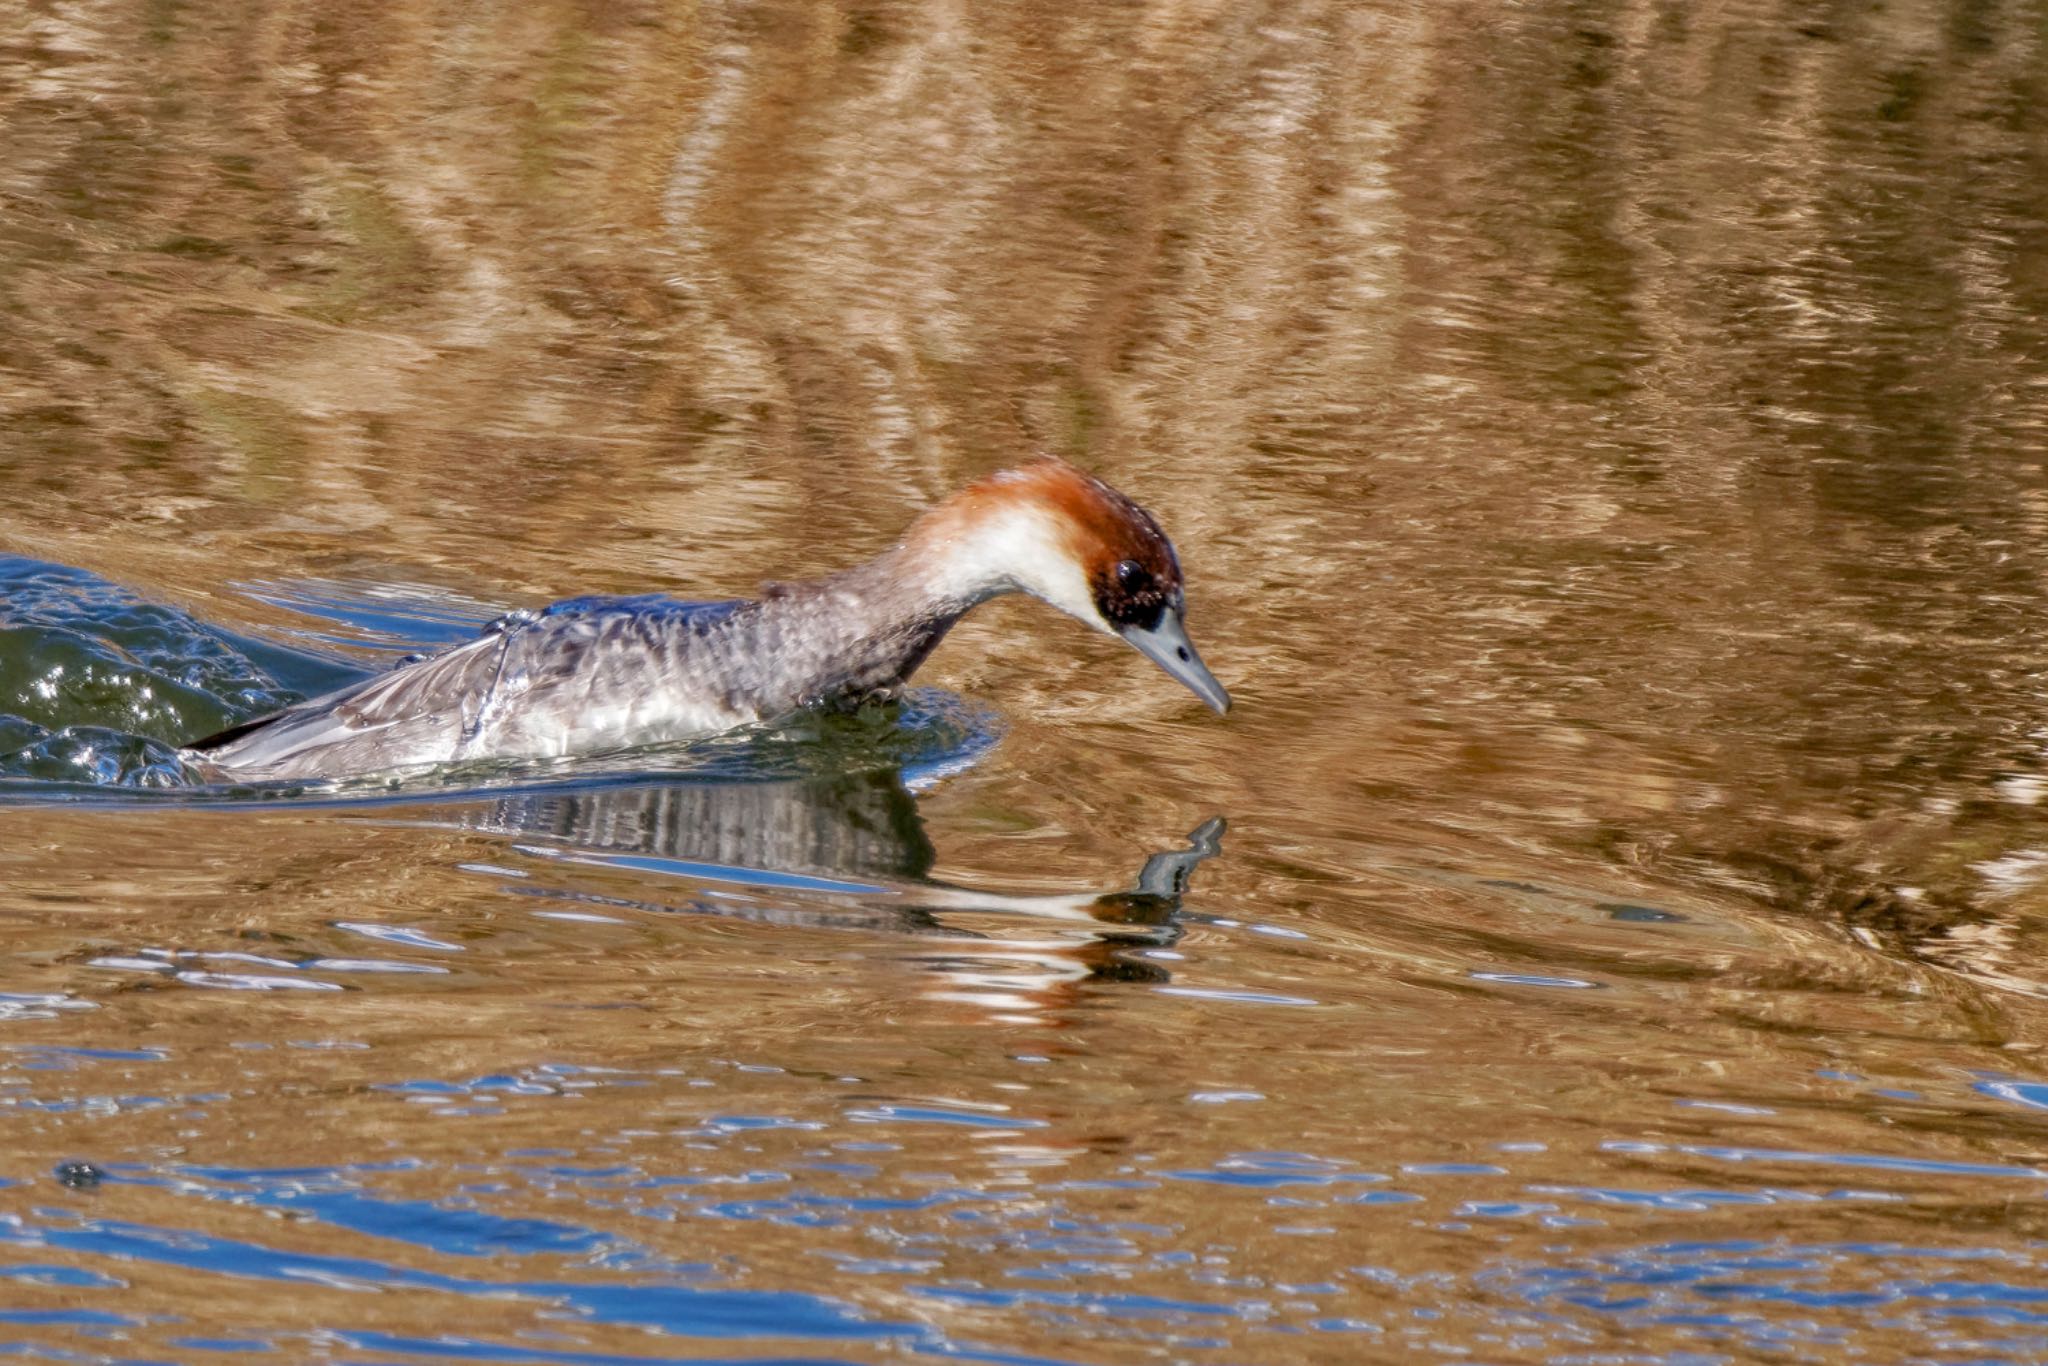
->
[[1120, 611, 1231, 715]]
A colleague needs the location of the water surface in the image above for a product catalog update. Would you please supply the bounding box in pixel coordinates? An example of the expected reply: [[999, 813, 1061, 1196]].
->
[[6, 0, 2048, 1360]]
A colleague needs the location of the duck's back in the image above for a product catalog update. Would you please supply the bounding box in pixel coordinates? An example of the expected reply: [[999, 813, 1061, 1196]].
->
[[189, 595, 753, 781]]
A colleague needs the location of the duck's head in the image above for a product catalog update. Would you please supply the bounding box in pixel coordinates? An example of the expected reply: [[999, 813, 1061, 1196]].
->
[[921, 457, 1230, 714]]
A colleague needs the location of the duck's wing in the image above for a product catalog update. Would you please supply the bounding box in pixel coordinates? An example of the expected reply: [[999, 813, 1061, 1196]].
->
[[188, 596, 742, 779], [184, 628, 515, 776]]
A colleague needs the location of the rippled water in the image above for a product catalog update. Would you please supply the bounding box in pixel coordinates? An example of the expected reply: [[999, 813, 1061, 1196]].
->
[[9, 0, 2048, 1361]]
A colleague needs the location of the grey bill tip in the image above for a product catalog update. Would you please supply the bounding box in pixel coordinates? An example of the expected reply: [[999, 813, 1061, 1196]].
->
[[1121, 611, 1231, 715]]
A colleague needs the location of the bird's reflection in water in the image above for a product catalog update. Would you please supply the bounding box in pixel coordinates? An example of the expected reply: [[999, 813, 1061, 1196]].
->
[[444, 771, 1225, 1022]]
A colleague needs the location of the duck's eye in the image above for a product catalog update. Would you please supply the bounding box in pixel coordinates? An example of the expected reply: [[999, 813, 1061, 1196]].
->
[[1115, 559, 1152, 595]]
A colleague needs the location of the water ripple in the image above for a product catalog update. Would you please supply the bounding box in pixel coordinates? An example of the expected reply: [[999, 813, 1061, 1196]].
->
[[0, 1209, 910, 1342]]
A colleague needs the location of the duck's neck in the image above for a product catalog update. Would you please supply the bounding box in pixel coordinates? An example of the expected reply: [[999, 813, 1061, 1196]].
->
[[740, 507, 1028, 713]]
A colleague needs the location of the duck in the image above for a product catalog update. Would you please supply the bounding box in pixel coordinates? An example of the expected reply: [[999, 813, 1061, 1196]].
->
[[185, 456, 1229, 782]]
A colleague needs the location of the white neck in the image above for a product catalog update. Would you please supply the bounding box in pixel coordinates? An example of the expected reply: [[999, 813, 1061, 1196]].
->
[[909, 501, 1114, 636]]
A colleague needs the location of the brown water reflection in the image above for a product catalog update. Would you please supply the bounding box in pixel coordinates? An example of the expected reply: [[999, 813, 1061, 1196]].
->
[[7, 0, 2048, 1359]]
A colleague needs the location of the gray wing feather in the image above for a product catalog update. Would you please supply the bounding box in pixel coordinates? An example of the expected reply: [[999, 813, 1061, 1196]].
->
[[188, 631, 510, 775], [189, 597, 744, 779]]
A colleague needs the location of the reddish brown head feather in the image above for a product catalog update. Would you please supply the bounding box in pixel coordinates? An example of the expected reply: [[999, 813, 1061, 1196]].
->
[[960, 457, 1181, 592]]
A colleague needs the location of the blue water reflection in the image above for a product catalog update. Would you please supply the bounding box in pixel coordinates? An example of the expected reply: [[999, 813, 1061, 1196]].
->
[[1490, 1239, 2048, 1357], [129, 1165, 615, 1260], [8, 1128, 2048, 1362], [0, 1209, 905, 1341], [11, 1040, 2048, 1363]]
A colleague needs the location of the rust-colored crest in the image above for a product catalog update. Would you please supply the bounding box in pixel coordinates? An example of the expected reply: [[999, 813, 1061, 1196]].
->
[[965, 457, 1183, 628]]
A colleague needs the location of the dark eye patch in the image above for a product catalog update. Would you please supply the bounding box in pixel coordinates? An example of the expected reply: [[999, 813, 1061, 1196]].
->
[[1096, 558, 1170, 631]]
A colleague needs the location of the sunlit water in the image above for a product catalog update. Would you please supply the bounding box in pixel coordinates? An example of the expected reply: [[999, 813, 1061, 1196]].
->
[[9, 1, 2048, 1361]]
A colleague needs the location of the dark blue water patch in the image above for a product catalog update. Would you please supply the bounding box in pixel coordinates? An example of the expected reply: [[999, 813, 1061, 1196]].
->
[[330, 1333, 866, 1366], [0, 1309, 140, 1327], [333, 1331, 1084, 1366], [1, 1045, 169, 1066], [0, 1211, 910, 1341], [124, 1165, 610, 1260]]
